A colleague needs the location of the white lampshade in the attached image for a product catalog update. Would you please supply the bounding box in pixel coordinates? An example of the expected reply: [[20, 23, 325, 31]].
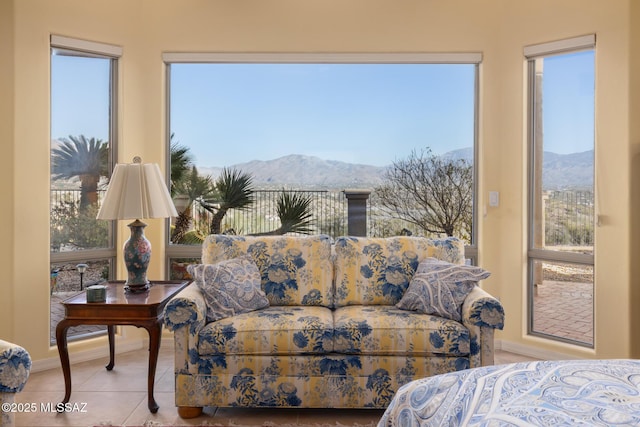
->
[[96, 156, 178, 220]]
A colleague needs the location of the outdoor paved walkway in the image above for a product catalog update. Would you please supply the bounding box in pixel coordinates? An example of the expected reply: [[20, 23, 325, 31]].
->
[[533, 280, 593, 345], [50, 292, 107, 344]]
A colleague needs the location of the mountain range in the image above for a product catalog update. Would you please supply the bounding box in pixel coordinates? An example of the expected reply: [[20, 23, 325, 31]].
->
[[198, 155, 385, 189], [199, 148, 594, 190]]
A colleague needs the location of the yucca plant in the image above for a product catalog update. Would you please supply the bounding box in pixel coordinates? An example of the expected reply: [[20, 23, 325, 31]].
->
[[199, 168, 254, 234], [254, 191, 314, 236], [171, 166, 216, 243]]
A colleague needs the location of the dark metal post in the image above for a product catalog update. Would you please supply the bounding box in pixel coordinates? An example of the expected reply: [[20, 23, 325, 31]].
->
[[76, 263, 87, 290], [344, 189, 370, 236]]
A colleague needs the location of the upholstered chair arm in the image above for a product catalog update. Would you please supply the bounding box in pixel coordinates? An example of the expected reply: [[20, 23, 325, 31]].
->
[[0, 339, 31, 427], [461, 286, 505, 330], [0, 340, 31, 393]]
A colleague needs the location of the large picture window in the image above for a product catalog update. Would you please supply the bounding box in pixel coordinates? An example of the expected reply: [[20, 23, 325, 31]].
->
[[164, 54, 480, 277], [526, 36, 596, 347], [50, 36, 120, 343]]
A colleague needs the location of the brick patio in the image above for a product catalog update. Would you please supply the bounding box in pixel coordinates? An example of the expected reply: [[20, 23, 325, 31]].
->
[[533, 280, 593, 345], [50, 291, 107, 344]]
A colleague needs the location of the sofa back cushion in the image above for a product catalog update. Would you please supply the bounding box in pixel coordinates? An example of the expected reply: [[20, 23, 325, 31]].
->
[[333, 236, 465, 307], [202, 234, 334, 307]]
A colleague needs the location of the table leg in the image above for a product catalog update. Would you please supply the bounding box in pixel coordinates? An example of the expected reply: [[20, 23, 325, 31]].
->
[[55, 320, 72, 405], [105, 325, 116, 371], [144, 319, 162, 413]]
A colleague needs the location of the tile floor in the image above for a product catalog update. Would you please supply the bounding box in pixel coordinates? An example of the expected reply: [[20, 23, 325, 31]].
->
[[13, 344, 538, 427]]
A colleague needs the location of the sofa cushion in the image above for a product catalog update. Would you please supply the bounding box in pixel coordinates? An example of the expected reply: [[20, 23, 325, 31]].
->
[[333, 306, 470, 357], [187, 257, 270, 322], [202, 234, 334, 307], [199, 306, 334, 356], [333, 236, 465, 307], [183, 354, 471, 407], [397, 258, 491, 322]]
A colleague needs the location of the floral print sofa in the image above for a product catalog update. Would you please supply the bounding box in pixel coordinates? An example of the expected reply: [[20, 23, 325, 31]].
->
[[0, 339, 31, 427], [164, 234, 504, 418]]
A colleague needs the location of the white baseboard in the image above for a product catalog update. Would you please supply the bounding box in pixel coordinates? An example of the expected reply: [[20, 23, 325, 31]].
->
[[496, 339, 585, 361], [31, 339, 146, 373]]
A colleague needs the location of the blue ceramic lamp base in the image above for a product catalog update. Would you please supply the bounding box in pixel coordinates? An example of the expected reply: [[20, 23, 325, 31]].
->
[[124, 219, 152, 293]]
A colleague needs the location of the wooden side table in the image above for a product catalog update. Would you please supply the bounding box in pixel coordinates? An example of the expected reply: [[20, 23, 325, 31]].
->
[[55, 280, 191, 413]]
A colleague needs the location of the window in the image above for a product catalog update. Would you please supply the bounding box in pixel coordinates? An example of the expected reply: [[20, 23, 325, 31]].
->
[[164, 53, 480, 277], [526, 36, 595, 347], [50, 36, 120, 343]]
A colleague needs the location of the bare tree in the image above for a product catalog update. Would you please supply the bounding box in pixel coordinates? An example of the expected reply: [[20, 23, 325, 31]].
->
[[374, 148, 472, 238]]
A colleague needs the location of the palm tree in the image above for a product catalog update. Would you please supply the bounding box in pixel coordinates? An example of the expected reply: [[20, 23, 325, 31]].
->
[[199, 168, 254, 234], [51, 135, 109, 210], [171, 166, 216, 243], [169, 134, 193, 196]]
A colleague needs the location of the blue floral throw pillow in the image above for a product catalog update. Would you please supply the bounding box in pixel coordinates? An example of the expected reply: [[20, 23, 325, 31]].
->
[[396, 258, 490, 322], [187, 256, 269, 322]]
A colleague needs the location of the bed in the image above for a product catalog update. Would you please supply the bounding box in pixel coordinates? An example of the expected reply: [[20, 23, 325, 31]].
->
[[377, 359, 640, 426]]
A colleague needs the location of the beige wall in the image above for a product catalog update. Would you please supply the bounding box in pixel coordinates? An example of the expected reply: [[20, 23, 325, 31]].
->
[[629, 0, 640, 357], [0, 0, 15, 341], [5, 0, 638, 363]]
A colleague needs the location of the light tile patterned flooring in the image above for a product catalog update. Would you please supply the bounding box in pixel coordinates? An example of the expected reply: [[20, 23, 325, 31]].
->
[[14, 343, 536, 427]]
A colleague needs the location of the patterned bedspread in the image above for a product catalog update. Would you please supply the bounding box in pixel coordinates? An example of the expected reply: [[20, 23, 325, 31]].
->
[[377, 359, 640, 426]]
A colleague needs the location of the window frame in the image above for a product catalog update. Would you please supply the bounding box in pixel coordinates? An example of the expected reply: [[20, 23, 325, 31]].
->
[[525, 35, 596, 347], [163, 53, 481, 271], [49, 36, 120, 284]]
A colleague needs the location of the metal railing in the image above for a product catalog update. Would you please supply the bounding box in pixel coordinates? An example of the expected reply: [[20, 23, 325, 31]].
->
[[50, 188, 595, 243], [544, 190, 594, 247], [190, 189, 348, 237]]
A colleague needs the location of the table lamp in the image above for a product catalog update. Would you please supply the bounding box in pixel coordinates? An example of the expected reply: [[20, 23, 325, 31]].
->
[[96, 156, 178, 292]]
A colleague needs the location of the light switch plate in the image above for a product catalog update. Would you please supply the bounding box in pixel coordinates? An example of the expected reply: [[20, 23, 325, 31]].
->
[[489, 191, 499, 207]]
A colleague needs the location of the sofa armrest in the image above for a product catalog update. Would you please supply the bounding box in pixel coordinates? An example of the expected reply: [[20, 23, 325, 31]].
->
[[164, 284, 208, 375], [461, 287, 504, 368], [461, 286, 505, 330], [163, 284, 207, 334], [0, 340, 31, 393]]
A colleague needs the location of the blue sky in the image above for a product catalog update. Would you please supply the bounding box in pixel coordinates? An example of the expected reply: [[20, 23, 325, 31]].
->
[[541, 51, 595, 155], [170, 63, 476, 167], [51, 55, 111, 142], [51, 52, 595, 168]]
